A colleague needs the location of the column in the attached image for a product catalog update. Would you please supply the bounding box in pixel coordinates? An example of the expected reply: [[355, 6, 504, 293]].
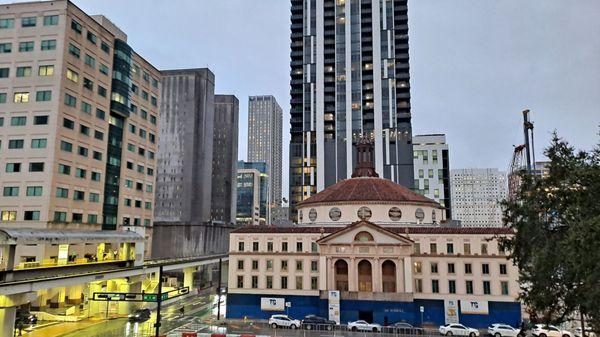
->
[[327, 257, 334, 289], [372, 258, 382, 292], [0, 307, 16, 337], [396, 258, 404, 293], [403, 257, 413, 293], [348, 257, 357, 292], [87, 281, 104, 317], [319, 256, 328, 290], [183, 267, 196, 290]]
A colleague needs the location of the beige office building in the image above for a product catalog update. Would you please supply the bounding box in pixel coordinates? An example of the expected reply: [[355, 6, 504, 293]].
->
[[0, 0, 160, 265]]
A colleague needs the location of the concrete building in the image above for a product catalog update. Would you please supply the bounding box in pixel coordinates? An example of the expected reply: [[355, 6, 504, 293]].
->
[[413, 134, 451, 219], [227, 141, 520, 328], [271, 205, 293, 227], [247, 95, 283, 216], [450, 169, 508, 227], [211, 94, 239, 224], [289, 0, 414, 219]]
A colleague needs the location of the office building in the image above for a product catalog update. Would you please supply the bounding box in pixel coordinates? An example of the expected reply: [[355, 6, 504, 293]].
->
[[237, 161, 269, 225], [413, 134, 451, 219], [450, 168, 508, 227], [211, 94, 239, 224], [248, 95, 283, 215], [289, 0, 414, 218], [227, 142, 519, 327]]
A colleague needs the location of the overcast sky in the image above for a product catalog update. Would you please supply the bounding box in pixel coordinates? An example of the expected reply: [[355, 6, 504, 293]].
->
[[69, 0, 600, 198]]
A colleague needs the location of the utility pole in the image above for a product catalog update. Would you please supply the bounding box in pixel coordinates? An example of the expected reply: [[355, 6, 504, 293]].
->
[[154, 266, 163, 337]]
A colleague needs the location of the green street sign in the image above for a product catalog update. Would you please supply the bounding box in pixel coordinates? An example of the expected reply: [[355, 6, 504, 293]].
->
[[143, 294, 157, 302]]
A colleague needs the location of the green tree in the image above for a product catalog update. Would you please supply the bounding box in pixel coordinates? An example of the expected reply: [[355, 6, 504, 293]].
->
[[501, 132, 600, 329]]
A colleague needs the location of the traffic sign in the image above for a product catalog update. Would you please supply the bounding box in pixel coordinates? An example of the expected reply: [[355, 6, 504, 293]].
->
[[92, 286, 190, 303]]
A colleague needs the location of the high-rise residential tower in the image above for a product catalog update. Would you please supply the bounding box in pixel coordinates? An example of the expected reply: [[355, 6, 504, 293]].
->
[[211, 94, 239, 224], [450, 168, 508, 227], [247, 95, 283, 213], [413, 134, 451, 219], [289, 0, 414, 217]]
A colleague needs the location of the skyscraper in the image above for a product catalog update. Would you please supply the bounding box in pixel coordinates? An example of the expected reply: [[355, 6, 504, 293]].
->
[[289, 0, 414, 216], [247, 95, 283, 213], [413, 134, 451, 219], [211, 94, 239, 224]]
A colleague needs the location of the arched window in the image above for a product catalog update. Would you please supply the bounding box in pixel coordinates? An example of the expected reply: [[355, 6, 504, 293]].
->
[[334, 259, 348, 291], [357, 260, 372, 292], [381, 260, 397, 292], [354, 231, 374, 242]]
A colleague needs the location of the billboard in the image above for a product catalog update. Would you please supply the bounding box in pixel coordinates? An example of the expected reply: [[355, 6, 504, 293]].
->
[[260, 297, 285, 311], [328, 290, 340, 324], [444, 299, 460, 323], [460, 300, 489, 314]]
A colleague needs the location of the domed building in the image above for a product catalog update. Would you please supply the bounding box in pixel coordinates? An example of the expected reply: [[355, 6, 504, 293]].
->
[[226, 139, 521, 328]]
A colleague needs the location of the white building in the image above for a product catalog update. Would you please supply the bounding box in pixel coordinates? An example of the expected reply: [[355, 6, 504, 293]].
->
[[450, 169, 508, 227], [413, 134, 451, 219]]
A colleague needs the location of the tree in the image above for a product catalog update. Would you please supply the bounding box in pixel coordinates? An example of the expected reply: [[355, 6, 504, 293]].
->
[[501, 132, 600, 329]]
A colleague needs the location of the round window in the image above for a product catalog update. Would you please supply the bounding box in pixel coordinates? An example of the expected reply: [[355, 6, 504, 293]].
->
[[357, 206, 372, 221], [415, 208, 425, 221], [308, 208, 317, 222], [329, 207, 342, 221], [389, 207, 402, 221]]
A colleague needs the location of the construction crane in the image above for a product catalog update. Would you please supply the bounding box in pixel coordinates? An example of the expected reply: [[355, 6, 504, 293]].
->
[[508, 110, 536, 200]]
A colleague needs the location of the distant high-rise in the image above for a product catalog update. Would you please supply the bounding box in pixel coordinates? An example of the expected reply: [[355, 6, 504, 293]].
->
[[155, 68, 215, 223], [247, 95, 283, 213], [289, 0, 414, 217], [236, 161, 269, 226], [413, 134, 451, 219], [211, 95, 239, 224], [450, 168, 508, 227]]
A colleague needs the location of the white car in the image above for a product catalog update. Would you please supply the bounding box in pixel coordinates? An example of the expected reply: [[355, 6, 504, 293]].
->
[[575, 327, 596, 337], [348, 320, 382, 332], [269, 314, 301, 329], [488, 323, 522, 337], [532, 324, 572, 337], [439, 323, 480, 337]]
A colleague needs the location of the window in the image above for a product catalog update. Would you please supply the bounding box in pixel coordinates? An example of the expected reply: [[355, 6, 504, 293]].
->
[[150, 115, 157, 125], [43, 15, 58, 26], [56, 187, 69, 198], [413, 261, 422, 273], [152, 77, 159, 88], [72, 213, 83, 222], [41, 39, 56, 51], [463, 243, 471, 254], [60, 140, 72, 152], [142, 91, 149, 100], [481, 243, 488, 255], [146, 167, 154, 176], [414, 243, 421, 254], [75, 168, 86, 178], [87, 31, 97, 44], [252, 242, 259, 252], [91, 172, 101, 181], [282, 242, 288, 252], [134, 200, 142, 208], [237, 260, 244, 270], [466, 280, 474, 294], [447, 243, 454, 254], [97, 85, 107, 97], [296, 260, 303, 271], [24, 211, 40, 221], [85, 55, 98, 69], [431, 280, 439, 293], [482, 263, 490, 275], [483, 281, 491, 295], [11, 117, 26, 126], [311, 277, 318, 290], [149, 133, 156, 143], [8, 139, 24, 149], [31, 138, 47, 148], [429, 243, 437, 254], [251, 260, 258, 270], [16, 66, 32, 77], [99, 64, 109, 75], [1, 211, 17, 222], [58, 164, 71, 175], [0, 93, 5, 103], [96, 108, 105, 120], [296, 276, 303, 290], [267, 242, 273, 252], [13, 92, 29, 103], [93, 152, 102, 161], [139, 129, 146, 138], [430, 262, 438, 273], [89, 193, 100, 202], [3, 187, 19, 197], [64, 93, 77, 107], [63, 118, 76, 130], [67, 69, 79, 82], [38, 65, 54, 76], [281, 276, 288, 289], [418, 169, 424, 178], [71, 19, 82, 34], [100, 41, 110, 53], [464, 263, 472, 274], [0, 18, 15, 29], [236, 276, 244, 288], [53, 211, 67, 222], [500, 264, 507, 275], [267, 276, 273, 289], [81, 101, 92, 114], [238, 241, 244, 252], [141, 109, 147, 119], [19, 41, 34, 52], [0, 68, 9, 78], [128, 124, 136, 133], [68, 43, 80, 58], [36, 90, 52, 101], [296, 242, 303, 252], [144, 201, 152, 210], [26, 186, 42, 196], [415, 279, 423, 293], [94, 130, 104, 140], [29, 162, 44, 172], [311, 260, 318, 272], [21, 16, 36, 27], [281, 260, 288, 271], [448, 263, 455, 274], [501, 281, 509, 295], [73, 190, 85, 201], [34, 115, 48, 125], [266, 259, 273, 270], [88, 214, 98, 224], [83, 78, 93, 91], [6, 163, 21, 172], [449, 280, 456, 294], [151, 96, 157, 106]]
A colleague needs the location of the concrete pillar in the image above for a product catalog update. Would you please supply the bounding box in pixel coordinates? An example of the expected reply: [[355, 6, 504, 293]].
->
[[319, 256, 328, 290], [66, 284, 83, 305], [50, 287, 66, 308], [117, 279, 142, 315], [348, 258, 357, 292], [87, 282, 104, 317], [404, 256, 413, 293], [396, 258, 404, 293], [372, 258, 381, 292], [183, 267, 196, 290], [0, 306, 16, 337]]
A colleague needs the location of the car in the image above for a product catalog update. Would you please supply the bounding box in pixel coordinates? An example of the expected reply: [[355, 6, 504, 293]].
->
[[348, 320, 382, 332], [574, 327, 596, 337], [389, 322, 424, 334], [532, 324, 572, 337], [439, 323, 480, 337], [488, 323, 523, 337], [302, 315, 336, 330], [269, 314, 301, 329], [128, 308, 151, 322]]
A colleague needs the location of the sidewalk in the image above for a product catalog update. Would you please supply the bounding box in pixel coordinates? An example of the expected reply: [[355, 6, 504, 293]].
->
[[21, 317, 108, 337]]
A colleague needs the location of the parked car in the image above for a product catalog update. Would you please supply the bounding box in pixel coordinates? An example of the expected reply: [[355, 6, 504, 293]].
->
[[269, 314, 301, 329], [388, 322, 424, 334], [439, 323, 480, 337], [302, 315, 336, 330], [488, 323, 523, 337], [128, 308, 151, 322], [532, 324, 572, 337], [348, 320, 382, 332], [574, 327, 596, 337]]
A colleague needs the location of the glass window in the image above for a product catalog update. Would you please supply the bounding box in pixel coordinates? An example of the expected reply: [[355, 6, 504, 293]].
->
[[36, 90, 52, 101], [71, 19, 82, 34], [96, 108, 105, 120], [100, 41, 110, 53], [1, 211, 17, 222], [0, 42, 10, 53], [500, 264, 507, 275], [482, 263, 490, 275], [0, 18, 15, 29], [11, 116, 26, 126], [13, 92, 29, 103], [99, 64, 109, 75], [64, 93, 77, 107], [0, 68, 8, 78], [8, 139, 24, 149], [54, 211, 67, 222], [58, 164, 71, 175], [56, 187, 69, 198], [431, 280, 439, 293], [75, 168, 86, 178], [3, 187, 19, 197], [63, 118, 74, 129], [429, 243, 437, 254], [5, 163, 21, 172], [21, 17, 36, 27], [281, 276, 288, 289], [0, 93, 6, 103], [19, 41, 34, 52], [38, 65, 54, 76], [465, 263, 472, 274], [448, 280, 456, 294], [67, 69, 79, 82], [483, 281, 491, 295], [87, 31, 97, 44], [68, 43, 80, 58], [31, 138, 47, 148], [430, 262, 438, 273], [91, 172, 101, 181], [16, 66, 32, 77], [43, 15, 59, 26], [34, 115, 48, 125], [446, 243, 454, 254], [24, 211, 40, 221], [29, 162, 44, 172], [466, 280, 473, 294], [236, 276, 243, 288], [481, 243, 488, 255], [501, 281, 509, 295], [60, 140, 72, 152], [83, 78, 93, 91], [448, 263, 455, 274], [41, 39, 56, 51], [463, 243, 471, 254]]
